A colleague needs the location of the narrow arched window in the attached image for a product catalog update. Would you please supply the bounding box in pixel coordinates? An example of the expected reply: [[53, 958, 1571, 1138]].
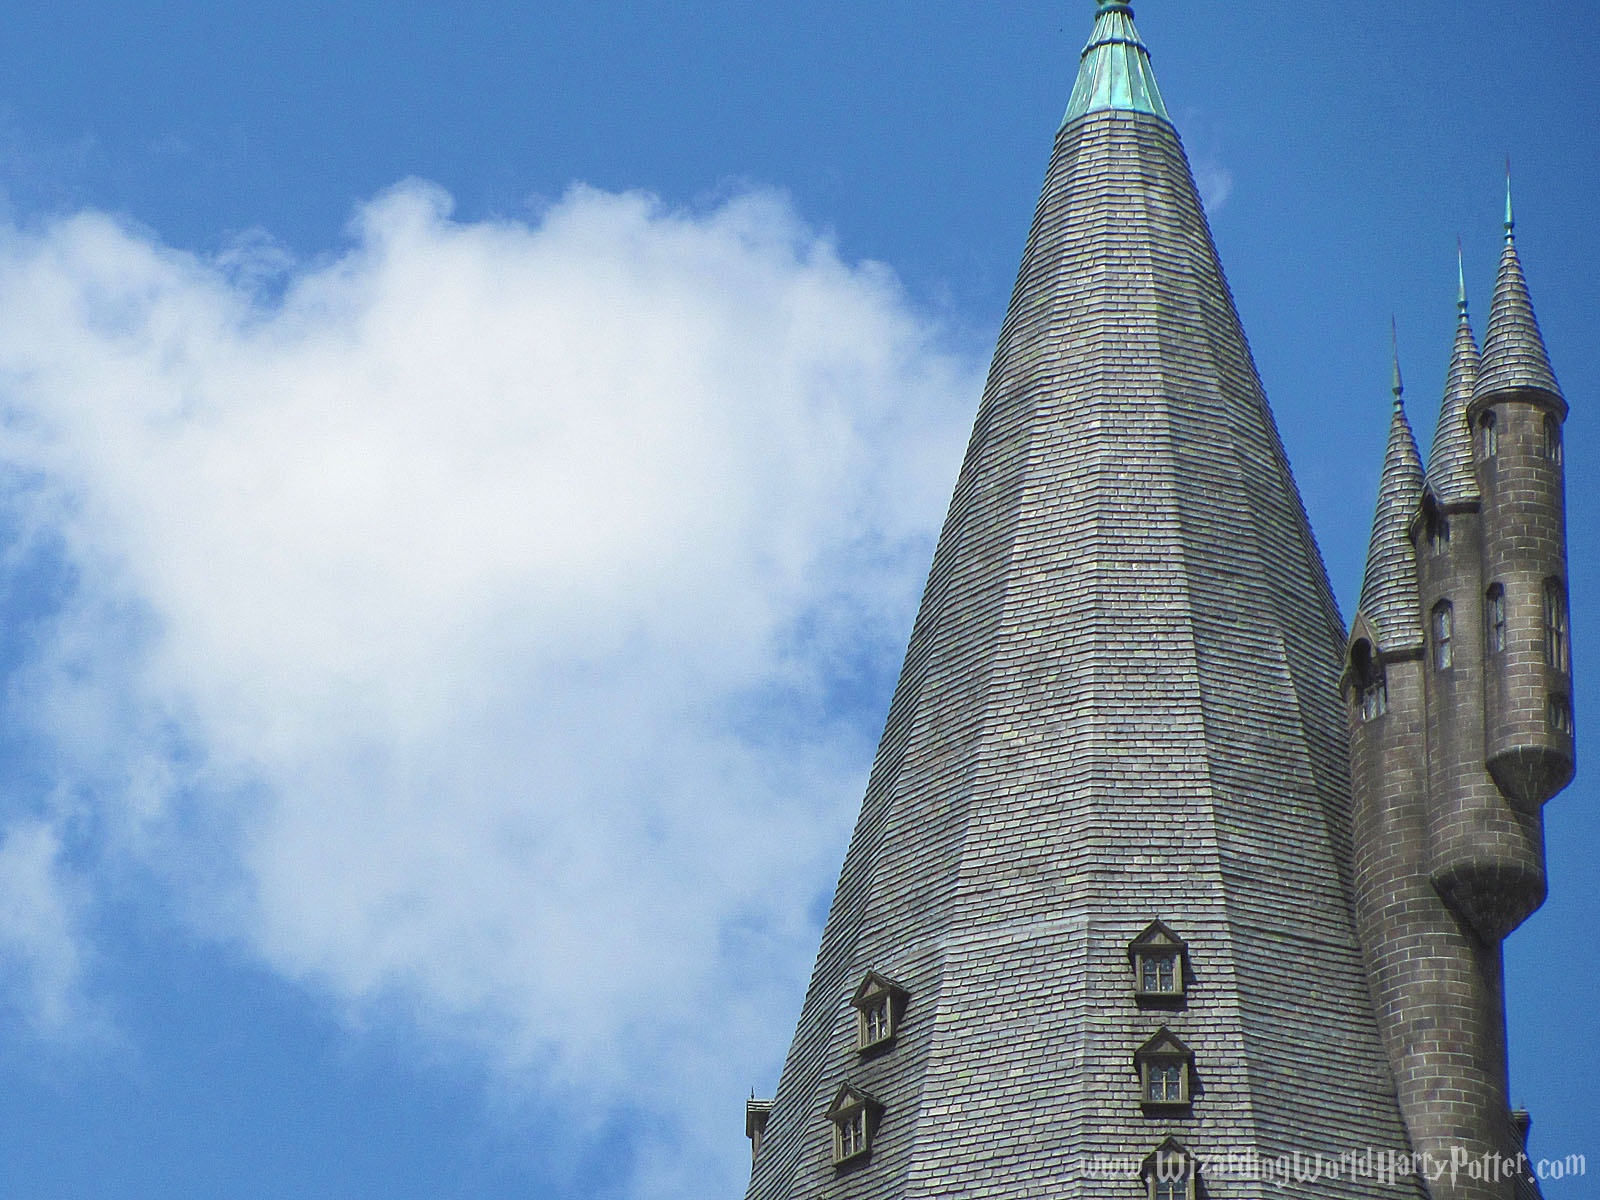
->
[[1432, 602, 1454, 670], [1544, 415, 1563, 466], [1544, 580, 1570, 673], [1486, 585, 1506, 654], [1479, 411, 1498, 458], [1426, 510, 1450, 556]]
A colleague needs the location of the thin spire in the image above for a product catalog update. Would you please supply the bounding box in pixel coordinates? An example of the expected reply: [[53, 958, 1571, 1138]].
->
[[1427, 258, 1482, 506], [1504, 158, 1515, 242], [1390, 318, 1404, 407], [1359, 389, 1426, 654], [1062, 0, 1169, 126]]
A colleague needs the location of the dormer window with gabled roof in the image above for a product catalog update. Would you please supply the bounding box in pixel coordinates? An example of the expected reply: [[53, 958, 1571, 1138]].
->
[[851, 971, 909, 1053], [1135, 1029, 1195, 1111], [1129, 921, 1189, 1004], [1141, 1138, 1199, 1200], [746, 1097, 773, 1167], [1349, 638, 1387, 721], [825, 1083, 882, 1167]]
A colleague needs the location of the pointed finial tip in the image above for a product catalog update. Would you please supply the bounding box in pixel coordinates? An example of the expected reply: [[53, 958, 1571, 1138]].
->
[[1456, 236, 1469, 319], [1504, 157, 1516, 240], [1390, 317, 1404, 405]]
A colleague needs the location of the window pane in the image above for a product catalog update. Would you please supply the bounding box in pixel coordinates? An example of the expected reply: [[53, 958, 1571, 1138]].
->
[[1545, 583, 1569, 672], [1141, 953, 1177, 992]]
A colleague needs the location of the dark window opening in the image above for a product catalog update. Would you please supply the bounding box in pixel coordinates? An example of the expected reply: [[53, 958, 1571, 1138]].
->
[[1487, 585, 1506, 654], [1432, 602, 1454, 670], [1545, 581, 1570, 673]]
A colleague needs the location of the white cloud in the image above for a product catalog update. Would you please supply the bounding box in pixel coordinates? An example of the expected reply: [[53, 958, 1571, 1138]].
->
[[0, 819, 101, 1039], [0, 181, 980, 1193], [1195, 158, 1235, 216]]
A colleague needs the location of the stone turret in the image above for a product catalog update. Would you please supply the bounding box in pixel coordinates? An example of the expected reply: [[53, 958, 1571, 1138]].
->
[[1346, 201, 1573, 1195], [1418, 256, 1548, 944], [1347, 360, 1518, 1200], [1473, 180, 1574, 808]]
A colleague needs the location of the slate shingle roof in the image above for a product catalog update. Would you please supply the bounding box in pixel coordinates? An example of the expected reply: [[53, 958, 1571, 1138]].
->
[[1358, 401, 1425, 654], [1425, 306, 1482, 507], [747, 17, 1420, 1191], [1476, 234, 1560, 403]]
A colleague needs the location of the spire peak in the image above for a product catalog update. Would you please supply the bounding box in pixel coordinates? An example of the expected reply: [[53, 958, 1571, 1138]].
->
[[1390, 319, 1404, 407], [1427, 278, 1482, 507], [1063, 0, 1169, 126], [1477, 179, 1562, 406], [1358, 400, 1425, 653], [1504, 159, 1516, 242], [1456, 236, 1470, 322]]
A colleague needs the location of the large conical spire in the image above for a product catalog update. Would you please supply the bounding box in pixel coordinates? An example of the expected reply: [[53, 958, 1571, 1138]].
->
[[1358, 365, 1426, 653], [1063, 0, 1169, 124], [747, 6, 1415, 1196], [1477, 171, 1561, 401], [1426, 245, 1483, 505]]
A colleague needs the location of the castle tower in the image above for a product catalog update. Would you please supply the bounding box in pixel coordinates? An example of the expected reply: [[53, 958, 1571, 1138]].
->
[[747, 5, 1429, 1196], [1345, 186, 1572, 1200]]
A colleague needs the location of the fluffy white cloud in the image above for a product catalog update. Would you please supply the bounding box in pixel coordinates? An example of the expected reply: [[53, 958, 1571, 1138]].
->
[[0, 819, 101, 1040], [0, 182, 980, 1194]]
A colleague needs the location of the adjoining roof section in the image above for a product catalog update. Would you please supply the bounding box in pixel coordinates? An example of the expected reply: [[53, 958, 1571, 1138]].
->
[[1425, 247, 1482, 506], [1358, 373, 1425, 654], [1476, 173, 1562, 404], [1063, 0, 1170, 127]]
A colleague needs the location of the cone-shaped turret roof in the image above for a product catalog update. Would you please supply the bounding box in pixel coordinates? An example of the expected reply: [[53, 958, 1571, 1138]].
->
[[1063, 0, 1168, 125], [1477, 179, 1561, 403], [1426, 252, 1483, 505], [1359, 381, 1426, 654], [748, 8, 1415, 1196]]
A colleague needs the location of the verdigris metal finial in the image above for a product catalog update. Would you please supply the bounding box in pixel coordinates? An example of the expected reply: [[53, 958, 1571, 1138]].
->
[[1456, 235, 1469, 322], [1064, 0, 1166, 125], [1391, 318, 1404, 407], [1504, 158, 1516, 242]]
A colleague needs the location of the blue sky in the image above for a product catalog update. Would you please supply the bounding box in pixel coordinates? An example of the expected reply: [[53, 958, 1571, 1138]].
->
[[0, 3, 1594, 1198]]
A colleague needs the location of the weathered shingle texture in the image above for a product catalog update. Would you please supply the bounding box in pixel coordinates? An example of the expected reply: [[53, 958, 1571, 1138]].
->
[[1358, 403, 1426, 654], [1425, 311, 1482, 506], [1476, 237, 1559, 401], [747, 101, 1420, 1199]]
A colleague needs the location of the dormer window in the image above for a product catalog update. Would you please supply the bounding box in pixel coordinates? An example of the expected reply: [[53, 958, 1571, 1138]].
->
[[825, 1084, 882, 1167], [1141, 1139, 1199, 1200], [1350, 639, 1386, 721], [1129, 922, 1189, 1003], [1135, 1029, 1195, 1111], [851, 972, 909, 1052], [1480, 410, 1498, 458], [746, 1098, 773, 1167]]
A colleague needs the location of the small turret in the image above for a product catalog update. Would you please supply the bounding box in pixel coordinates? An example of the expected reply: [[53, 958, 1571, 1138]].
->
[[1346, 362, 1521, 1200], [1416, 271, 1547, 941], [1354, 350, 1425, 658], [1472, 174, 1574, 806], [1424, 244, 1482, 506]]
